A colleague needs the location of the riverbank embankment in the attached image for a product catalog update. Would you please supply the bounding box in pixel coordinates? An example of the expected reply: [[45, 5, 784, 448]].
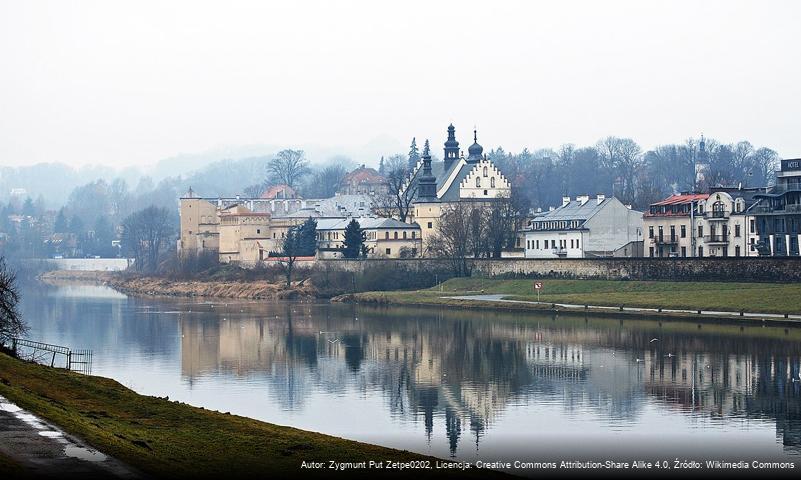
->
[[333, 278, 801, 327], [39, 270, 316, 300]]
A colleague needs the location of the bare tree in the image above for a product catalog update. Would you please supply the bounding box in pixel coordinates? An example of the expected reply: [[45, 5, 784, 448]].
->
[[485, 191, 528, 258], [121, 206, 174, 273], [596, 136, 643, 203], [375, 154, 416, 222], [267, 149, 310, 188], [751, 147, 779, 187], [427, 202, 479, 276], [0, 257, 25, 343], [305, 164, 348, 198]]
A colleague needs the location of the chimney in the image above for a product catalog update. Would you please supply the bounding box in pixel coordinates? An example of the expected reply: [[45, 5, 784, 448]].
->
[[596, 194, 606, 205], [562, 196, 570, 207], [577, 195, 589, 206]]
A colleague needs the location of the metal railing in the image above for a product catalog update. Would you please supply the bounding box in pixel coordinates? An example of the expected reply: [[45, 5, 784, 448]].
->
[[703, 234, 729, 243], [6, 338, 92, 374]]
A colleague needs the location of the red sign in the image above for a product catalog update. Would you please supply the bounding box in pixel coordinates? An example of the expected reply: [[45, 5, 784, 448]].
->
[[534, 282, 543, 290]]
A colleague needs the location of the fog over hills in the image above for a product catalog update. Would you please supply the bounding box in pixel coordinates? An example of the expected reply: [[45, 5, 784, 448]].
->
[[0, 136, 401, 208]]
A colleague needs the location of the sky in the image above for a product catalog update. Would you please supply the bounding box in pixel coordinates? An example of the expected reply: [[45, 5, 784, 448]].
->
[[1, 0, 800, 169]]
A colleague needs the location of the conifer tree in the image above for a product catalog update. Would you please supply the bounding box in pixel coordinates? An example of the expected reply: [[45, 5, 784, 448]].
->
[[408, 138, 420, 169], [342, 219, 366, 259]]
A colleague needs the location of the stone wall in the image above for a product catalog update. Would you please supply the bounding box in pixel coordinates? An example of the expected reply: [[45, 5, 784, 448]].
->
[[318, 257, 801, 282]]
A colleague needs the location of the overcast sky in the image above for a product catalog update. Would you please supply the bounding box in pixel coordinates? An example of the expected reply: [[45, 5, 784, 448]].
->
[[1, 0, 800, 168]]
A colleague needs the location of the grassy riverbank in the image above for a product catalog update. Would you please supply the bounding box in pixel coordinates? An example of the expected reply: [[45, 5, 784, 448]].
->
[[0, 353, 489, 478], [339, 278, 801, 316]]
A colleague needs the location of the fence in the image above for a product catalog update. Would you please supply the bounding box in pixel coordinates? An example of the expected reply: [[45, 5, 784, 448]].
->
[[7, 338, 93, 375]]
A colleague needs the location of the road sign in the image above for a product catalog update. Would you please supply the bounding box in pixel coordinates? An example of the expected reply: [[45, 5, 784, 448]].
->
[[533, 281, 543, 302]]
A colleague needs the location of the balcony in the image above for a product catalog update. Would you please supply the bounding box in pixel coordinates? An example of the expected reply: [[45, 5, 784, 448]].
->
[[650, 235, 678, 245], [703, 234, 729, 244], [707, 210, 729, 221]]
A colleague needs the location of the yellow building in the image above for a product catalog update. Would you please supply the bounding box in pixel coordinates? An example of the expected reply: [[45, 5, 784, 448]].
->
[[315, 217, 422, 258]]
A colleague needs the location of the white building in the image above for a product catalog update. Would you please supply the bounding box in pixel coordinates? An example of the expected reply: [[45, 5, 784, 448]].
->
[[524, 195, 643, 258], [644, 188, 763, 258]]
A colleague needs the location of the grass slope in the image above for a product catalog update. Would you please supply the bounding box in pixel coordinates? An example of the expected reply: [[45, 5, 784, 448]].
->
[[0, 353, 492, 479], [350, 278, 801, 315]]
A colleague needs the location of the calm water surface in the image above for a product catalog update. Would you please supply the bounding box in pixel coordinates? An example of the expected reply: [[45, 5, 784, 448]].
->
[[17, 283, 801, 465]]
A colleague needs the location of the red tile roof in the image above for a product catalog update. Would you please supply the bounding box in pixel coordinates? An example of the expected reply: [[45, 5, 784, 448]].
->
[[260, 184, 298, 199], [650, 193, 709, 206], [342, 166, 384, 185]]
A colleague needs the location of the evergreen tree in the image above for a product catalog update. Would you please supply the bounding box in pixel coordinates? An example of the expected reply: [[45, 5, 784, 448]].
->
[[54, 208, 68, 233], [378, 156, 385, 176], [296, 217, 317, 256], [408, 138, 420, 169], [342, 219, 366, 259], [68, 215, 84, 234], [22, 197, 35, 217]]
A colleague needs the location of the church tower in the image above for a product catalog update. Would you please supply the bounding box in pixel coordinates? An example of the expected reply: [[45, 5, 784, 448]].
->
[[443, 124, 460, 170], [417, 139, 438, 200], [695, 134, 710, 191], [466, 128, 484, 163]]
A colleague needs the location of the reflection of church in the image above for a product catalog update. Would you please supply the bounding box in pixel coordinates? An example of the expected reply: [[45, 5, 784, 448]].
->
[[177, 306, 801, 457]]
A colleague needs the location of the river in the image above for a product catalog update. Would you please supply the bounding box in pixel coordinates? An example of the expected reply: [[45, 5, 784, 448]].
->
[[16, 282, 801, 467]]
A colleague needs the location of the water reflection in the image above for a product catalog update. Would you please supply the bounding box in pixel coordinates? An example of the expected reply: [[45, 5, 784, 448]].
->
[[20, 284, 801, 462]]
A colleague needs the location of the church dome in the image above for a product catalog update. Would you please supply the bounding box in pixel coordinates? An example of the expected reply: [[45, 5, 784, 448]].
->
[[467, 129, 483, 161]]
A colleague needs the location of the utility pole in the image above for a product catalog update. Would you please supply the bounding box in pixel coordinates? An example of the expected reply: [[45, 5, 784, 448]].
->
[[690, 199, 696, 257]]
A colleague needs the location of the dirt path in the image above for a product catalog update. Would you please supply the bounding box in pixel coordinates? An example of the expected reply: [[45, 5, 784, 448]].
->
[[0, 394, 142, 478]]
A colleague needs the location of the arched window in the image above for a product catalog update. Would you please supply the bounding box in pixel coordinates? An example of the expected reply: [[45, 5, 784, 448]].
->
[[483, 166, 488, 177], [491, 177, 495, 188], [476, 177, 481, 187], [402, 231, 407, 239]]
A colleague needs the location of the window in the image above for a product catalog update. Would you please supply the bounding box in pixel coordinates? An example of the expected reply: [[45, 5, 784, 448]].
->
[[402, 231, 407, 239], [681, 225, 686, 238], [427, 222, 432, 229], [476, 177, 481, 187], [697, 225, 703, 237], [411, 231, 416, 239], [385, 248, 391, 255], [385, 231, 389, 239], [735, 224, 741, 237], [648, 226, 654, 238], [394, 231, 398, 239], [484, 189, 488, 195], [750, 219, 755, 234], [536, 240, 540, 249], [649, 246, 654, 257], [698, 246, 704, 257], [483, 166, 488, 177], [490, 177, 495, 188], [681, 246, 686, 257], [670, 225, 675, 239], [735, 246, 741, 257], [257, 229, 260, 234]]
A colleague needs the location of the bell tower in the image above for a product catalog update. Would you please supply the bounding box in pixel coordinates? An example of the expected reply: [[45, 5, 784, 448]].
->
[[443, 124, 460, 170]]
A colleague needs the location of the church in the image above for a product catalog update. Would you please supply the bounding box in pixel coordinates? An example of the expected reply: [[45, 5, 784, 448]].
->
[[403, 124, 512, 243]]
